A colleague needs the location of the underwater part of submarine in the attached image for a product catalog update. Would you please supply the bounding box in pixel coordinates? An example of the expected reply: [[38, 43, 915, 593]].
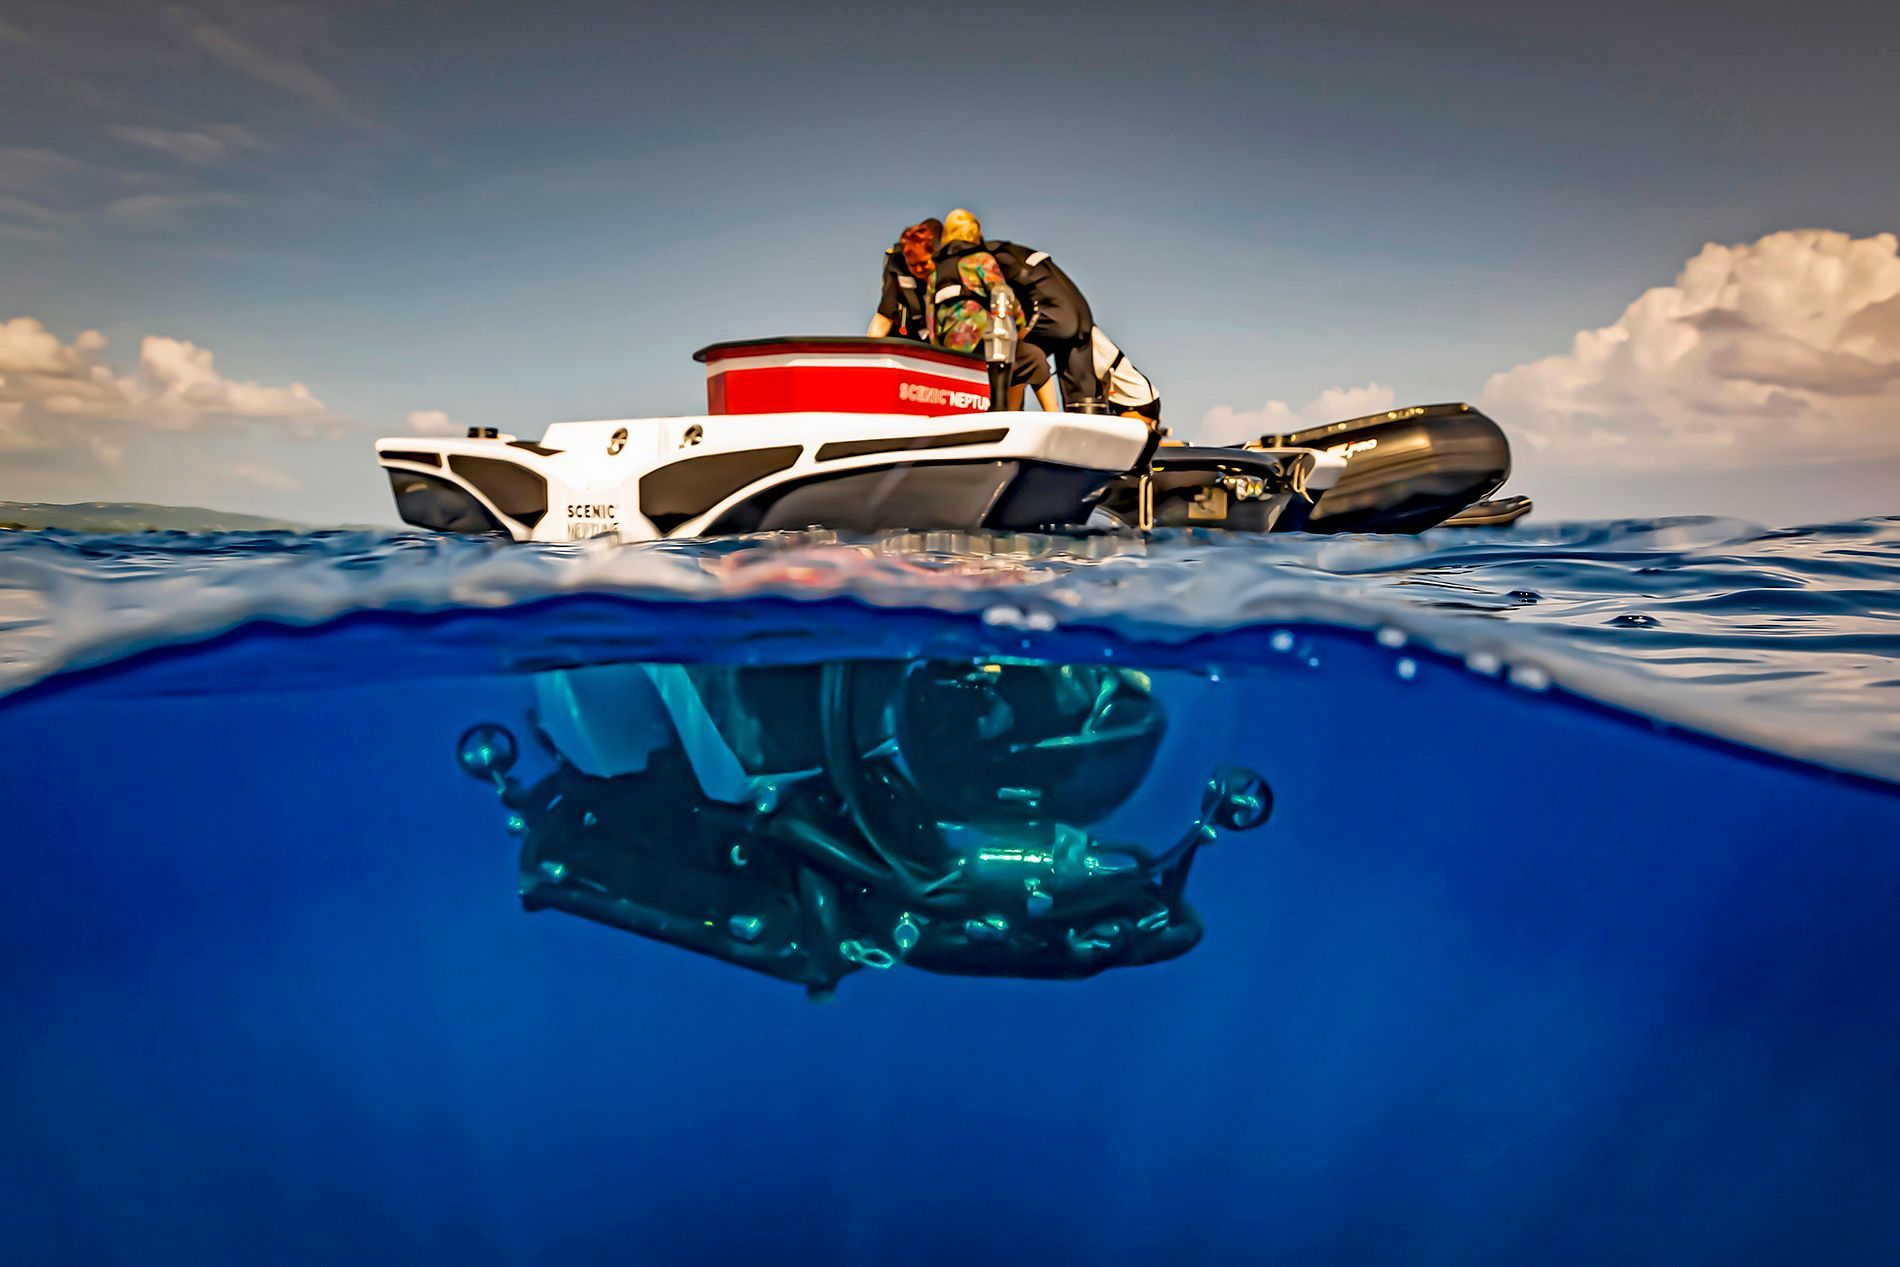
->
[[457, 659, 1272, 997]]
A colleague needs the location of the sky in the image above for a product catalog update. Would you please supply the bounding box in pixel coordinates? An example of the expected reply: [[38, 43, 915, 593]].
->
[[1, 0, 1897, 526]]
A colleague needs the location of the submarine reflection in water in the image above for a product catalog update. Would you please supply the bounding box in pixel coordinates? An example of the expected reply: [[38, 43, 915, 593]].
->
[[456, 658, 1271, 997]]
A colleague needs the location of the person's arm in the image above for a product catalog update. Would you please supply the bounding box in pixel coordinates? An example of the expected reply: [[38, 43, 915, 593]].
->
[[870, 254, 906, 338], [971, 253, 1021, 329]]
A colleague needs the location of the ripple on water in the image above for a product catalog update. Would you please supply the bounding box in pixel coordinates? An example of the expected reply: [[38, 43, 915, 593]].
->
[[0, 516, 1896, 780]]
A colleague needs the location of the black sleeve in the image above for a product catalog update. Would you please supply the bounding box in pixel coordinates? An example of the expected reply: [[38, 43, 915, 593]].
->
[[985, 241, 1026, 284], [876, 254, 904, 321]]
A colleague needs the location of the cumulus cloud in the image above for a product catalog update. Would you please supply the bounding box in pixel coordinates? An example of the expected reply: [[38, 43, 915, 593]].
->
[[0, 318, 108, 376], [138, 336, 329, 425], [109, 123, 273, 167], [404, 408, 466, 436], [1479, 229, 1900, 468], [1198, 383, 1398, 444], [0, 315, 343, 459]]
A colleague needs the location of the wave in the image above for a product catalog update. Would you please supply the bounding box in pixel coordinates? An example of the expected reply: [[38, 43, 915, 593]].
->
[[2, 517, 1897, 782]]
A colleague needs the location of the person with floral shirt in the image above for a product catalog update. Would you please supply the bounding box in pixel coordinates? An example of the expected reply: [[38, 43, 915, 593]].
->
[[928, 208, 1056, 409]]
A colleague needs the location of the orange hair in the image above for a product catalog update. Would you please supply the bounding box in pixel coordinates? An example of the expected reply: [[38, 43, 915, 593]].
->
[[899, 218, 940, 281]]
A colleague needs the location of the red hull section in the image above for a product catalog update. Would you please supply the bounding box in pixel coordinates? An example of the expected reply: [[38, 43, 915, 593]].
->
[[695, 336, 991, 417]]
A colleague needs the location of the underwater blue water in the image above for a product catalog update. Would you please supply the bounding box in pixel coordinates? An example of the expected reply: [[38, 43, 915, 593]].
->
[[1, 518, 1897, 1265]]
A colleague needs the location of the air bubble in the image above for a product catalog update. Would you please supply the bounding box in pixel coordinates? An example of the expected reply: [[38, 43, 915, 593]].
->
[[1466, 651, 1502, 677], [1508, 664, 1552, 692], [1376, 626, 1407, 648], [1270, 630, 1295, 653], [1396, 658, 1417, 681]]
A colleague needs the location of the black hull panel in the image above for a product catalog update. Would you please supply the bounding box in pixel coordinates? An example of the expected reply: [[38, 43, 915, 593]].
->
[[1281, 404, 1513, 534], [700, 458, 1120, 536], [1442, 495, 1534, 527]]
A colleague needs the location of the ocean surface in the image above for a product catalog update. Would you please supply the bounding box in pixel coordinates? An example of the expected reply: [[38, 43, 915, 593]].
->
[[1, 517, 1897, 1265]]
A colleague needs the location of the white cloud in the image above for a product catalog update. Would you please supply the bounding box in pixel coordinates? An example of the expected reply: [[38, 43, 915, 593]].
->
[[109, 123, 273, 167], [224, 461, 301, 492], [0, 318, 106, 374], [0, 146, 88, 198], [88, 434, 126, 468], [0, 221, 58, 242], [0, 144, 220, 237], [404, 408, 465, 435], [1196, 383, 1398, 444], [1479, 229, 1900, 469], [0, 316, 344, 460], [191, 22, 376, 132], [1301, 384, 1401, 424], [102, 191, 243, 221], [138, 336, 328, 427], [0, 194, 58, 224]]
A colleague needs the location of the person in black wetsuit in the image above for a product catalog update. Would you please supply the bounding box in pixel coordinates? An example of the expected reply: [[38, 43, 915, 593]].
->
[[931, 209, 1059, 411], [986, 239, 1099, 409], [867, 219, 940, 341]]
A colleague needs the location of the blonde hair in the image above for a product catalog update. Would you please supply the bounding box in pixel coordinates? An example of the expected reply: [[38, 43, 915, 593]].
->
[[942, 208, 982, 246]]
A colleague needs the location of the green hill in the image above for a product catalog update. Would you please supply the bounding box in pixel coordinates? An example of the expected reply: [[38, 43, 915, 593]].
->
[[0, 501, 313, 533]]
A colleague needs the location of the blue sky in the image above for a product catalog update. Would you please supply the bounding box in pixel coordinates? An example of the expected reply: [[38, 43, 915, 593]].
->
[[2, 0, 1897, 524]]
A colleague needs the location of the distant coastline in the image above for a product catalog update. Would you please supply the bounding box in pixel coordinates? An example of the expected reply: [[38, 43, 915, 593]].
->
[[0, 501, 314, 533]]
